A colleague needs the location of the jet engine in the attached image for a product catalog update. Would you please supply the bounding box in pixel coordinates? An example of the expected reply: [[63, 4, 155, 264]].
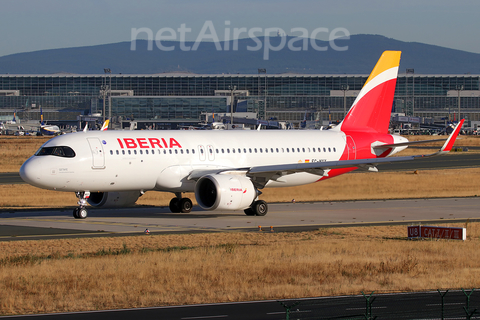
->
[[87, 191, 142, 207], [195, 174, 256, 211]]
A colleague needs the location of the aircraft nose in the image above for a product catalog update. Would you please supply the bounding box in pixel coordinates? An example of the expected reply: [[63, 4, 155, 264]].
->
[[19, 157, 42, 187]]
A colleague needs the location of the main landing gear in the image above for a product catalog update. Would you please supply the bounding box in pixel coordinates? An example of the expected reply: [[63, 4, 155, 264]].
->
[[73, 191, 89, 219], [244, 200, 268, 216], [169, 193, 193, 213]]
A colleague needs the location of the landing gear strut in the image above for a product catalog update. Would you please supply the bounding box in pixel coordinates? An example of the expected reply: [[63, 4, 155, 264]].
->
[[73, 191, 90, 219], [244, 200, 268, 216], [169, 193, 193, 213]]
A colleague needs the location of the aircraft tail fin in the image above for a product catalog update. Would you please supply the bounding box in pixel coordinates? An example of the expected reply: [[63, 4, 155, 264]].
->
[[337, 51, 401, 134], [100, 119, 109, 131], [40, 107, 45, 126]]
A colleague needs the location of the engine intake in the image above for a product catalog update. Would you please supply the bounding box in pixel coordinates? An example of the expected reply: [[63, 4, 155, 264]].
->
[[195, 174, 256, 211], [87, 191, 142, 208]]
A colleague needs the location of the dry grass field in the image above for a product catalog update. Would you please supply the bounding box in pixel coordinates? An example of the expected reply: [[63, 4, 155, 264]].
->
[[1, 135, 480, 315], [1, 224, 480, 315]]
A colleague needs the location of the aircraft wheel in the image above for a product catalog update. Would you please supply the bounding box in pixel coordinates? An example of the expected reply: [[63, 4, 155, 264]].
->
[[253, 200, 268, 216], [73, 208, 79, 219], [169, 198, 181, 213], [77, 208, 88, 219], [244, 208, 255, 216], [179, 198, 193, 213]]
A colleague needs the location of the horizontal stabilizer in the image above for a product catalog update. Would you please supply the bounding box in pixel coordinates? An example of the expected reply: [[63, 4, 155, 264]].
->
[[373, 138, 448, 149]]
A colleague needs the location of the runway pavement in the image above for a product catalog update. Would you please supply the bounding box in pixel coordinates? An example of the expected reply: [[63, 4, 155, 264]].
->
[[1, 197, 479, 240]]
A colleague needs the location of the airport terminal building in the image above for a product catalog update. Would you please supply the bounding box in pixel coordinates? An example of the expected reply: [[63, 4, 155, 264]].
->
[[0, 73, 479, 129]]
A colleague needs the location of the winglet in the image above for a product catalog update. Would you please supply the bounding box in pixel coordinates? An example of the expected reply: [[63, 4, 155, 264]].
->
[[101, 119, 109, 131], [440, 119, 464, 153], [419, 119, 464, 157]]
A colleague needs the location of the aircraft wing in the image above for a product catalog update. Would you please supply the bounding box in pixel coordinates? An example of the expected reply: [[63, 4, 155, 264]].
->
[[188, 120, 464, 189]]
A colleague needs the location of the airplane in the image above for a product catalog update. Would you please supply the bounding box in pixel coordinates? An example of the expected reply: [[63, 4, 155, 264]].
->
[[19, 51, 464, 219], [100, 119, 109, 131], [39, 107, 61, 136]]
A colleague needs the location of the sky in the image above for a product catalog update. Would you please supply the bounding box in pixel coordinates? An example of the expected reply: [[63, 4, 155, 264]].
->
[[1, 0, 479, 57]]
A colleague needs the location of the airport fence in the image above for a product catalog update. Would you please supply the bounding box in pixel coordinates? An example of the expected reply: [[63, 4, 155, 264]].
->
[[276, 289, 479, 320]]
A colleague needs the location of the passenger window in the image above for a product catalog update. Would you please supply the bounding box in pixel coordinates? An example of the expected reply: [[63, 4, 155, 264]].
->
[[254, 148, 257, 153], [249, 148, 252, 153], [122, 150, 125, 155], [227, 149, 230, 153], [302, 148, 305, 152], [292, 148, 295, 153], [192, 149, 195, 154], [276, 148, 279, 153], [323, 148, 326, 152], [286, 148, 289, 152], [328, 148, 331, 152], [139, 150, 143, 155], [169, 150, 172, 154], [222, 149, 224, 153], [110, 150, 113, 155], [116, 150, 119, 155], [333, 147, 336, 152], [186, 149, 190, 154], [260, 148, 263, 153], [145, 150, 149, 155]]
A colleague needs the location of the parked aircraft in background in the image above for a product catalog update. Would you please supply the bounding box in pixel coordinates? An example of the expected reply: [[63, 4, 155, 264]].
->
[[19, 51, 463, 219], [39, 107, 61, 136]]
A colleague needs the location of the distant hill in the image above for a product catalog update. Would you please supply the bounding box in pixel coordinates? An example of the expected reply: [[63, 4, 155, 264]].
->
[[0, 34, 479, 74]]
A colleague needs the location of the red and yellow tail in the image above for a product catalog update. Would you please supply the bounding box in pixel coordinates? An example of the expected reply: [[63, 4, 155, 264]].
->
[[337, 51, 401, 134]]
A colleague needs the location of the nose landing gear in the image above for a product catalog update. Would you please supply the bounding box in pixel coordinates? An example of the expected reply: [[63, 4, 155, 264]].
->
[[73, 191, 90, 219]]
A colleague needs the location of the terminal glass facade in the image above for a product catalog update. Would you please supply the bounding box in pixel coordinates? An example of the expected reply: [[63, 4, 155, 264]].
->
[[0, 74, 479, 123]]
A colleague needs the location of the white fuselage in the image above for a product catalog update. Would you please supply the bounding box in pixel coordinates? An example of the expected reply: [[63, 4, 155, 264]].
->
[[20, 129, 352, 194]]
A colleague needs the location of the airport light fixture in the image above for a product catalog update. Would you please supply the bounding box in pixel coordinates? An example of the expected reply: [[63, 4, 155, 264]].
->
[[104, 68, 112, 128], [228, 85, 237, 128], [456, 85, 464, 122], [258, 68, 267, 120], [406, 69, 415, 116], [341, 84, 349, 118]]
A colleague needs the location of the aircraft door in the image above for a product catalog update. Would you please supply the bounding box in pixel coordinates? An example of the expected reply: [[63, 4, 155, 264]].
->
[[198, 145, 206, 161], [346, 136, 356, 160], [87, 137, 105, 169], [207, 145, 215, 161]]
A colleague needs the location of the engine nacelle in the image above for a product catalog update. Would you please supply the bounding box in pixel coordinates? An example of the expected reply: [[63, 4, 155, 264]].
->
[[87, 191, 142, 208], [195, 174, 256, 211]]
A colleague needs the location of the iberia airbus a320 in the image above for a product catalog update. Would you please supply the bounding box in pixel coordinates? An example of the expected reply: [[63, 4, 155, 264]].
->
[[20, 51, 464, 219]]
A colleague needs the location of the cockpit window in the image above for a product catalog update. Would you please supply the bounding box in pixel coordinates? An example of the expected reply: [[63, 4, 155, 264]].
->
[[35, 146, 76, 158]]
